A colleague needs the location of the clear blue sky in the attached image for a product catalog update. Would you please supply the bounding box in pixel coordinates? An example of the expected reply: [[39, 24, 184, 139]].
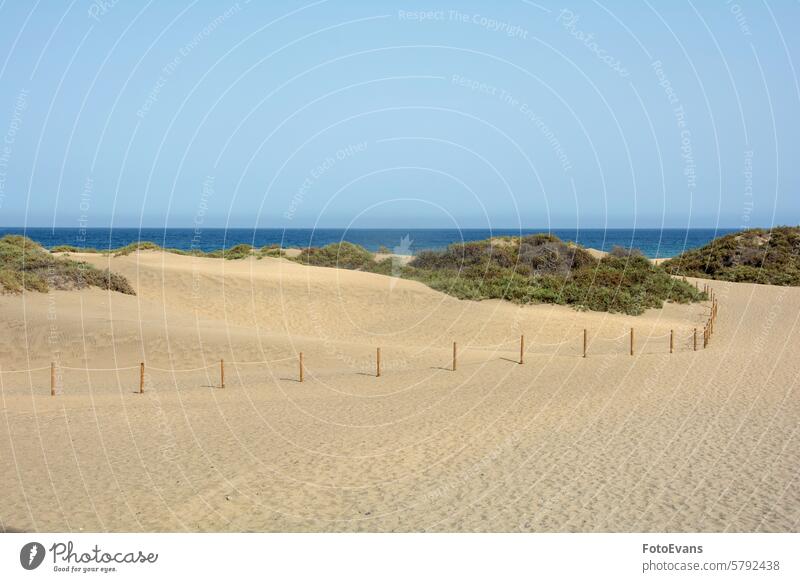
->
[[0, 0, 797, 229]]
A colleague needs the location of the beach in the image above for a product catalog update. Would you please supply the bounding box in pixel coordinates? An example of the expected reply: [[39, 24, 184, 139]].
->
[[0, 251, 797, 532]]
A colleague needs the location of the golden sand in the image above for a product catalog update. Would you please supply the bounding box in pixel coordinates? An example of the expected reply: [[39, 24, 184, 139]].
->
[[0, 251, 797, 532]]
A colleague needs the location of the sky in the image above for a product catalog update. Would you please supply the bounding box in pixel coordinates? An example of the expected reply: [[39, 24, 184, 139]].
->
[[0, 0, 797, 229]]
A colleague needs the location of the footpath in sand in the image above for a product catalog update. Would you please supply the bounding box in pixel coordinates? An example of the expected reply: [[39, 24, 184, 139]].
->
[[0, 251, 797, 532]]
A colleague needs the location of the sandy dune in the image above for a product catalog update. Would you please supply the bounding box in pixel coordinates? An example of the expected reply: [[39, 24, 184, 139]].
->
[[0, 251, 797, 532]]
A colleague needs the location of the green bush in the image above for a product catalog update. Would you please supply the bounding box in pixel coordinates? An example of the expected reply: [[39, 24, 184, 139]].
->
[[293, 242, 375, 270], [608, 245, 644, 259], [400, 235, 703, 315], [0, 235, 135, 295], [410, 239, 518, 272], [221, 244, 254, 260], [370, 258, 395, 276], [259, 244, 284, 258], [662, 226, 800, 286], [518, 235, 595, 275]]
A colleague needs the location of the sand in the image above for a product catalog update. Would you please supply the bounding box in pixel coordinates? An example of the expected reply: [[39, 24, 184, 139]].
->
[[0, 251, 797, 532]]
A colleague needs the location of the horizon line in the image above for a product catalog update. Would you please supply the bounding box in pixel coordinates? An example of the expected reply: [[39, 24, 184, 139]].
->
[[0, 225, 765, 231]]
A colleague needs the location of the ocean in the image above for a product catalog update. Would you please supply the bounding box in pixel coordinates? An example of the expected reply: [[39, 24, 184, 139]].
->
[[0, 227, 740, 258]]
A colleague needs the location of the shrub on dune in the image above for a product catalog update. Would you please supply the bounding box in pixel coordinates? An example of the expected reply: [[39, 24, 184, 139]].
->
[[608, 245, 644, 259], [220, 244, 255, 260], [0, 235, 135, 295], [402, 234, 702, 315], [293, 242, 375, 270], [259, 244, 284, 258], [517, 234, 596, 276], [662, 226, 800, 286]]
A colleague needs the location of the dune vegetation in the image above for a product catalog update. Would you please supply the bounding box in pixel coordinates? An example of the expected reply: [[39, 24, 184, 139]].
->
[[401, 235, 702, 314], [293, 234, 704, 315], [662, 226, 800, 286], [51, 240, 285, 260], [14, 232, 710, 314], [293, 241, 376, 270], [0, 235, 135, 295]]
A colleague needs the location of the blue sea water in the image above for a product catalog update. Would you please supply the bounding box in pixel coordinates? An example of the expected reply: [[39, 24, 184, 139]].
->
[[0, 227, 740, 258]]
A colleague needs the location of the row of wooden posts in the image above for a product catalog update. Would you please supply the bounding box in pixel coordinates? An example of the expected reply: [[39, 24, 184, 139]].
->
[[43, 329, 709, 395], [44, 285, 718, 395], [702, 283, 719, 349], [47, 331, 715, 394]]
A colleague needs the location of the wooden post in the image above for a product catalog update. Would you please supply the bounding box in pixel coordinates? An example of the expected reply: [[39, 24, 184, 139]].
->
[[220, 359, 225, 389], [139, 362, 144, 394], [583, 329, 587, 358], [703, 327, 708, 348], [452, 341, 457, 372], [519, 335, 524, 365], [695, 281, 698, 291], [376, 347, 381, 377], [670, 330, 674, 354], [693, 328, 697, 351], [50, 362, 55, 396], [630, 328, 634, 356], [299, 352, 304, 383]]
